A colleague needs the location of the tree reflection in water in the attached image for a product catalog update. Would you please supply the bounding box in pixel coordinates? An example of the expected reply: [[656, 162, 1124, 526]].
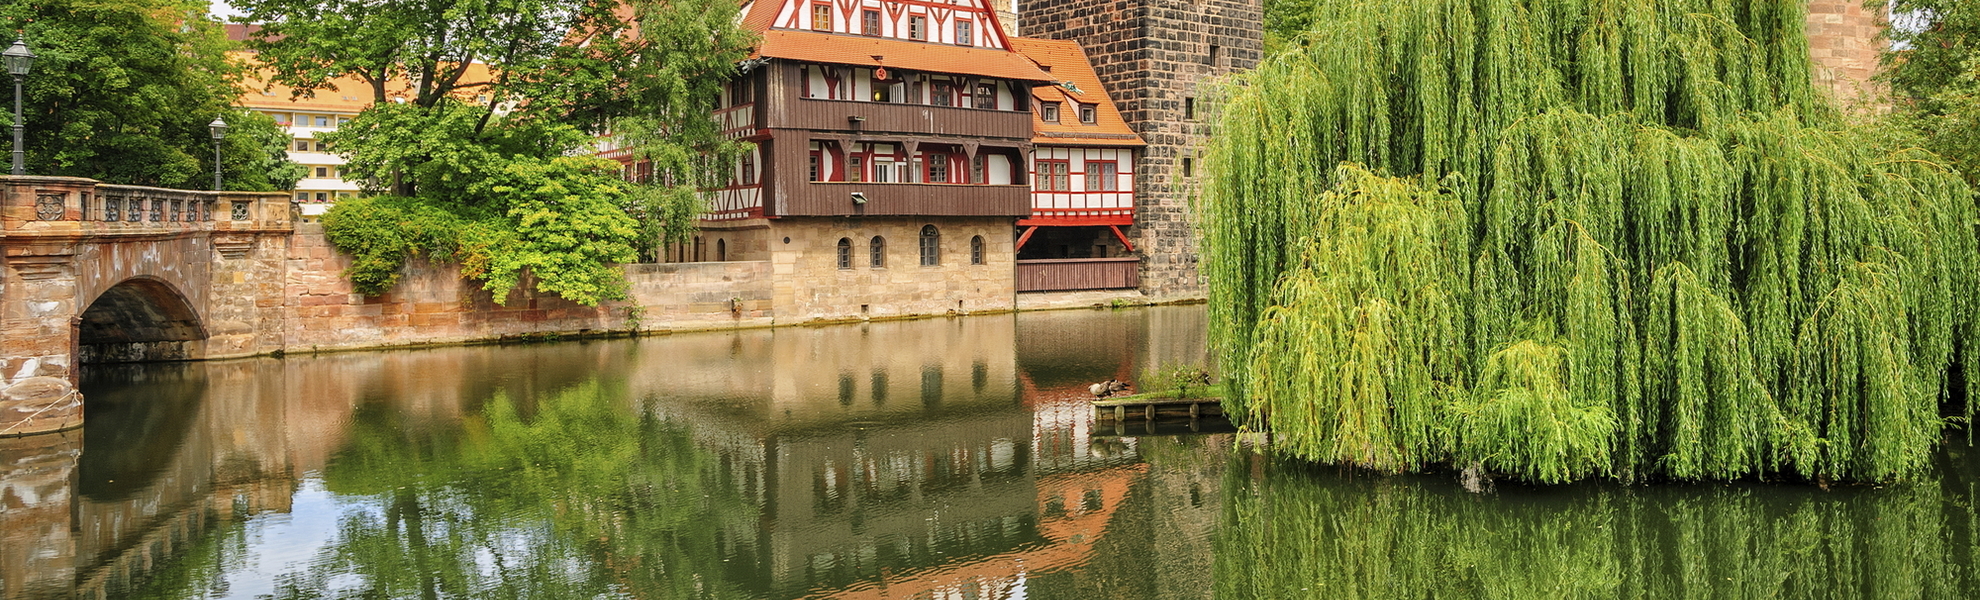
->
[[256, 380, 756, 599], [1216, 444, 1980, 599]]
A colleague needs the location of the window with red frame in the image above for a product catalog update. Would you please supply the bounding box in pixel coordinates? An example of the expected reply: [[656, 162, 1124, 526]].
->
[[955, 20, 973, 46], [1037, 160, 1070, 191], [1084, 161, 1117, 191], [862, 9, 880, 35]]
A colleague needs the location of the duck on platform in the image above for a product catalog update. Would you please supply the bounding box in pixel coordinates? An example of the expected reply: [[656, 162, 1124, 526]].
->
[[1089, 379, 1130, 398]]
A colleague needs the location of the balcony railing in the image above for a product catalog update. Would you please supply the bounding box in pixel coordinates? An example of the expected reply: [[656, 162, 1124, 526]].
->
[[779, 181, 1031, 217], [769, 98, 1032, 139], [1016, 258, 1140, 292]]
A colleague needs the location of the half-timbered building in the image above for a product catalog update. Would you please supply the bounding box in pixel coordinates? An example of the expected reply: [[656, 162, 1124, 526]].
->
[[605, 0, 1157, 319], [1008, 38, 1145, 294]]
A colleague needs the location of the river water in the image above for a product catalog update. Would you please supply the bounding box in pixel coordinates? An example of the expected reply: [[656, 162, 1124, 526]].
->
[[4, 305, 1979, 599]]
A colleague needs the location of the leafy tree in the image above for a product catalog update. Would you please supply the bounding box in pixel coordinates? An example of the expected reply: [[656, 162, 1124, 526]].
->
[[1878, 0, 1980, 186], [0, 0, 296, 189], [238, 0, 755, 304], [1205, 0, 1978, 483]]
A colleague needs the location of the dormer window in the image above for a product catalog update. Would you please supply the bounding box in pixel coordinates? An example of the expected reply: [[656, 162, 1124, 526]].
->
[[1041, 102, 1060, 122], [956, 21, 973, 46], [909, 16, 926, 40], [811, 4, 832, 31], [1078, 104, 1097, 123]]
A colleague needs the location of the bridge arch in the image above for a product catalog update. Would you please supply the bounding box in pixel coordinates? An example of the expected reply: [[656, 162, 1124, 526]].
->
[[77, 277, 209, 363]]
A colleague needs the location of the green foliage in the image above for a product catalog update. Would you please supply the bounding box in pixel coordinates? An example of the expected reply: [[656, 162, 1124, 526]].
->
[[1141, 363, 1217, 400], [1876, 0, 1980, 187], [322, 156, 640, 305], [242, 0, 754, 303], [475, 157, 641, 305], [1205, 0, 1980, 482], [0, 0, 297, 189]]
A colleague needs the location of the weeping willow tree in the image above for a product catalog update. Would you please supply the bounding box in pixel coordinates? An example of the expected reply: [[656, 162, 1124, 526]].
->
[[1203, 0, 1980, 482]]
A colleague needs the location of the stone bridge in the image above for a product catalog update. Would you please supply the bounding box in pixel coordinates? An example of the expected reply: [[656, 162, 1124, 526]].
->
[[0, 176, 292, 436]]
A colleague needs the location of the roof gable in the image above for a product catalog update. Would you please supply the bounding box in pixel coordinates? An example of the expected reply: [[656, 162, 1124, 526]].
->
[[1007, 38, 1144, 146], [750, 0, 1014, 52]]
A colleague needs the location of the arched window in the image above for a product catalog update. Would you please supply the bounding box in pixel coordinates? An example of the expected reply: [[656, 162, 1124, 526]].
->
[[970, 235, 985, 265], [717, 238, 727, 261], [919, 225, 941, 266], [870, 236, 886, 268], [837, 238, 853, 269]]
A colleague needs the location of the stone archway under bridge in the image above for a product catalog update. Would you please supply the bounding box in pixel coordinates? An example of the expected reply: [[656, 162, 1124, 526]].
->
[[1, 176, 293, 436]]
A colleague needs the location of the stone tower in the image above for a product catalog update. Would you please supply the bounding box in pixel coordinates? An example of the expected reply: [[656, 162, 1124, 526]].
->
[[1018, 0, 1263, 300], [1804, 0, 1887, 106]]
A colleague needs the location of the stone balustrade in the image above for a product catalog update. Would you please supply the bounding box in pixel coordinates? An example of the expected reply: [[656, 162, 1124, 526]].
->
[[0, 176, 294, 237]]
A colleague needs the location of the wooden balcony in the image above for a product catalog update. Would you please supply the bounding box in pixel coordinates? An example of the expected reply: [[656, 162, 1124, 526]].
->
[[780, 181, 1030, 217], [1016, 258, 1140, 292], [768, 98, 1032, 139]]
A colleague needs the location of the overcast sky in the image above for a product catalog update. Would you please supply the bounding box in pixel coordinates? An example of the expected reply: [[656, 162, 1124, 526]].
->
[[211, 1, 243, 19]]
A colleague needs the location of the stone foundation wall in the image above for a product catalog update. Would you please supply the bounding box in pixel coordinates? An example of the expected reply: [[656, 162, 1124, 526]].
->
[[768, 217, 1017, 321]]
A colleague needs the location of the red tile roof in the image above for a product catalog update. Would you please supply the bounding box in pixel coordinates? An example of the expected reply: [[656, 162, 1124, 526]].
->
[[1007, 38, 1143, 146], [753, 29, 1054, 82]]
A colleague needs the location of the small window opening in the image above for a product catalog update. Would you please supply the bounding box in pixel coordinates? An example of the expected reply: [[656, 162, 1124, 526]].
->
[[919, 225, 941, 266]]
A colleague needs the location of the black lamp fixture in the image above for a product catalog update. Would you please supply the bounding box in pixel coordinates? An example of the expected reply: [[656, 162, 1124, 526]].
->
[[208, 116, 228, 191], [4, 36, 36, 176]]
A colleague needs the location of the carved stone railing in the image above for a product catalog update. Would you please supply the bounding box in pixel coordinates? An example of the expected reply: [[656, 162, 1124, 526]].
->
[[0, 176, 295, 238]]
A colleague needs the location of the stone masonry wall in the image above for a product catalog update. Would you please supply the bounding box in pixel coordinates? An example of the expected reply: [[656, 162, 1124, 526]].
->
[[1806, 0, 1886, 106], [769, 216, 1016, 321], [1021, 0, 1264, 300], [282, 224, 774, 352]]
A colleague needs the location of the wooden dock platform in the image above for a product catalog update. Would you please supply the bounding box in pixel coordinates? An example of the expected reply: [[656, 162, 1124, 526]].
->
[[1091, 396, 1224, 423]]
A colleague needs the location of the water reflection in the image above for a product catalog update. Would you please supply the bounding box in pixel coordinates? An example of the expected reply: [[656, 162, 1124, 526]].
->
[[10, 304, 1977, 599], [1216, 444, 1980, 599], [2, 306, 1223, 599]]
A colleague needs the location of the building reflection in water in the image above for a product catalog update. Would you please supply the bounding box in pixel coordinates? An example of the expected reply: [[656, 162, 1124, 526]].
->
[[0, 306, 1220, 600]]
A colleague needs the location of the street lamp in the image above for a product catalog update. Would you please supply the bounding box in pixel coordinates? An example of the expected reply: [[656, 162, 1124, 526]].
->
[[209, 116, 228, 191], [4, 36, 36, 176]]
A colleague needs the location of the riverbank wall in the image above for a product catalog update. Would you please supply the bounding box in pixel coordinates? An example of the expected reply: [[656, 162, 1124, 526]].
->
[[279, 224, 776, 353], [271, 225, 1172, 355]]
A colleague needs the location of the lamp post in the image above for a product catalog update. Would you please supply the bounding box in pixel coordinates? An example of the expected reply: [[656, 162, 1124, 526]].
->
[[209, 116, 227, 191], [3, 36, 36, 176]]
